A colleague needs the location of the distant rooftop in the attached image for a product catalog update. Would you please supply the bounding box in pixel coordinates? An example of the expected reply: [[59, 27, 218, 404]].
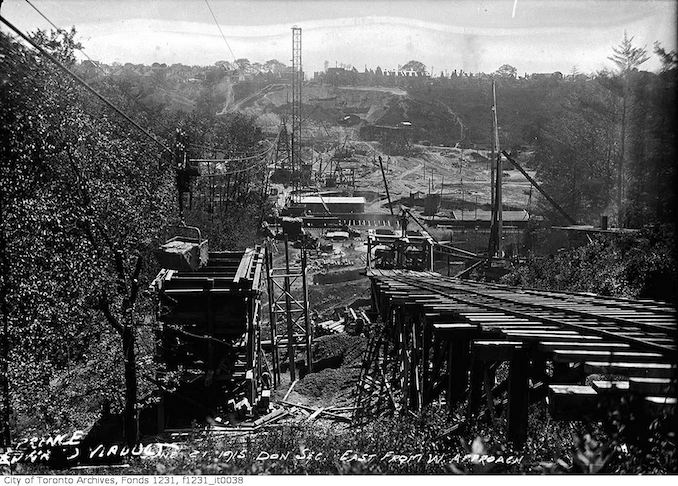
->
[[299, 196, 366, 204], [552, 225, 640, 234], [451, 209, 529, 222]]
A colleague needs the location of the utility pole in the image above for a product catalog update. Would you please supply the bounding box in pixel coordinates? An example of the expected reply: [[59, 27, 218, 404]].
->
[[493, 80, 503, 257], [489, 125, 495, 209], [488, 80, 503, 258]]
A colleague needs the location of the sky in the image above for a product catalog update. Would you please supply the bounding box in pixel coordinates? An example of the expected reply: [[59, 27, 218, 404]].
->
[[2, 0, 677, 74]]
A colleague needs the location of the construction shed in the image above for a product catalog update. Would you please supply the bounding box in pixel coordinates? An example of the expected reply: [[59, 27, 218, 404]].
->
[[451, 209, 530, 222], [298, 196, 366, 214], [427, 209, 531, 229]]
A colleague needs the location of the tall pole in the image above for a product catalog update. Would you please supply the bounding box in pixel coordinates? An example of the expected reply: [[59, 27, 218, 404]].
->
[[487, 80, 504, 258], [489, 126, 495, 210], [291, 27, 302, 177], [493, 80, 503, 257]]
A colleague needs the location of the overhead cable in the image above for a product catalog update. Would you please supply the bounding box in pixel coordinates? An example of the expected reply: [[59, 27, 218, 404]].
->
[[203, 0, 237, 63], [0, 14, 172, 154]]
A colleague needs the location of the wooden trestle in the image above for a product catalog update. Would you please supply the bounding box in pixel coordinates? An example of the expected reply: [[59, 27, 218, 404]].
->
[[151, 247, 268, 430], [367, 269, 677, 447]]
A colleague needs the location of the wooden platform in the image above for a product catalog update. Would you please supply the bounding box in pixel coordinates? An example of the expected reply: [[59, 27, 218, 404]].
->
[[367, 269, 677, 446], [151, 246, 267, 429]]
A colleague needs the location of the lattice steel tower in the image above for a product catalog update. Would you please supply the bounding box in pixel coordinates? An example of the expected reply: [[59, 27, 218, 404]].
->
[[291, 27, 302, 174]]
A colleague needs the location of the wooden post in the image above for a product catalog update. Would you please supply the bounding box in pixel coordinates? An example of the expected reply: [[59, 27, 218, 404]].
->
[[429, 335, 444, 403], [468, 356, 483, 417], [367, 237, 372, 269], [410, 320, 422, 411], [284, 236, 295, 381], [156, 397, 165, 434], [429, 242, 434, 271], [205, 278, 216, 412], [507, 349, 529, 448], [531, 354, 547, 383], [301, 248, 312, 374], [246, 296, 254, 374], [265, 244, 280, 387], [382, 337, 390, 394], [446, 335, 470, 409], [484, 366, 497, 422], [205, 278, 215, 369], [552, 361, 570, 384], [401, 325, 410, 410], [446, 341, 454, 411], [422, 319, 430, 406]]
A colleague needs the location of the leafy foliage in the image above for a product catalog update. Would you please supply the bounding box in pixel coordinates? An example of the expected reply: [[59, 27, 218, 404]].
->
[[401, 60, 427, 73], [1, 28, 175, 439], [1, 26, 271, 444], [502, 225, 676, 302], [494, 64, 517, 79], [608, 32, 650, 74], [532, 81, 617, 222]]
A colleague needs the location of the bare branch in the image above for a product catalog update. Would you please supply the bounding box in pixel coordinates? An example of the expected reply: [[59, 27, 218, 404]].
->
[[97, 292, 124, 335]]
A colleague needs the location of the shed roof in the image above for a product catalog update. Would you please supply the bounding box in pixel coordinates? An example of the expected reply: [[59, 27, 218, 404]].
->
[[300, 196, 366, 205], [451, 209, 529, 222]]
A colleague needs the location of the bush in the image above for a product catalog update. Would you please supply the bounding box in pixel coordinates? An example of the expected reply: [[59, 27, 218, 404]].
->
[[502, 225, 676, 302]]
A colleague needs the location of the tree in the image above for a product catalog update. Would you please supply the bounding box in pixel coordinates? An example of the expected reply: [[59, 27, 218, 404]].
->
[[654, 42, 678, 72], [215, 60, 235, 70], [234, 58, 250, 71], [607, 32, 650, 226], [622, 67, 676, 226], [264, 59, 286, 74], [401, 60, 426, 73], [532, 82, 617, 223], [608, 32, 650, 74], [1, 29, 175, 445], [494, 64, 517, 79]]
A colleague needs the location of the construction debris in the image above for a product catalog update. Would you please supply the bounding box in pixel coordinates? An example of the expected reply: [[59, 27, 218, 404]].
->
[[277, 401, 352, 422]]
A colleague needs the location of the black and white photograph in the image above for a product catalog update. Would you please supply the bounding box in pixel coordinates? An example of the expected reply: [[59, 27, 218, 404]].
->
[[0, 0, 676, 477]]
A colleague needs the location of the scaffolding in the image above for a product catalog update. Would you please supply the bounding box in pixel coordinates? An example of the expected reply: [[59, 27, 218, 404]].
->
[[265, 237, 312, 386], [273, 122, 291, 170], [291, 27, 302, 175]]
